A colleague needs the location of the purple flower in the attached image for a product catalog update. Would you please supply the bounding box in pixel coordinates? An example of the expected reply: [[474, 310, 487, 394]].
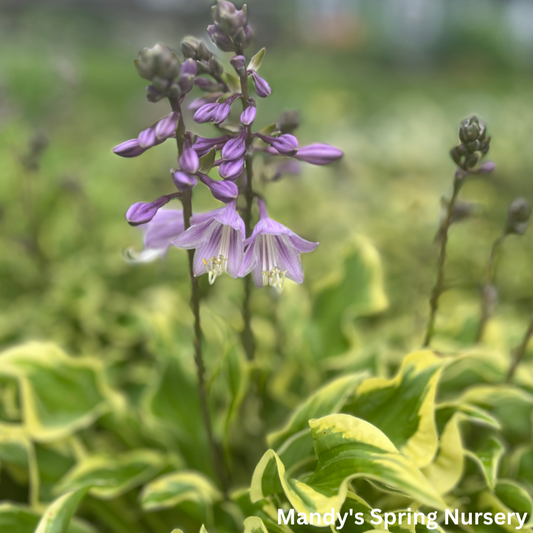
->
[[239, 199, 318, 288], [194, 103, 219, 123], [179, 139, 200, 174], [218, 157, 244, 180], [222, 130, 247, 160], [126, 195, 171, 226], [198, 173, 238, 203], [127, 209, 185, 263], [154, 112, 179, 141], [188, 93, 222, 112], [193, 135, 231, 157], [113, 139, 147, 158], [172, 171, 197, 191], [293, 143, 343, 165], [240, 106, 256, 126], [172, 201, 245, 284], [251, 71, 271, 98], [257, 133, 298, 156]]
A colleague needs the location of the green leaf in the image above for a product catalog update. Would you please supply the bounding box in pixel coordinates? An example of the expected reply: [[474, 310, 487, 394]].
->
[[268, 372, 368, 450], [513, 444, 533, 493], [244, 516, 269, 533], [55, 449, 165, 499], [248, 48, 266, 72], [35, 489, 87, 533], [251, 414, 445, 519], [140, 470, 221, 513], [222, 72, 241, 93], [198, 148, 217, 174], [344, 350, 446, 468], [0, 343, 111, 441], [312, 236, 388, 357], [257, 123, 278, 136], [466, 436, 505, 489]]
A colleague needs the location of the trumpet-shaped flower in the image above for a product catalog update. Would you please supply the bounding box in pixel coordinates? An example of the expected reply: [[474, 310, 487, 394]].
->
[[239, 199, 318, 288], [172, 201, 245, 284]]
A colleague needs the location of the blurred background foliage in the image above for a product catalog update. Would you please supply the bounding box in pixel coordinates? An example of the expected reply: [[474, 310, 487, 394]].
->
[[1, 0, 533, 532]]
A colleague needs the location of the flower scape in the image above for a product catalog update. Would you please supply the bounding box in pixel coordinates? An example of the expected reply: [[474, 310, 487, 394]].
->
[[1, 2, 533, 533]]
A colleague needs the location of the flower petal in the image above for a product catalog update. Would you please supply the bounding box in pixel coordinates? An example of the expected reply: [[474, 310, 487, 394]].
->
[[193, 225, 223, 276], [239, 240, 257, 278], [275, 235, 304, 284], [172, 219, 216, 249], [288, 234, 319, 253], [226, 229, 243, 278]]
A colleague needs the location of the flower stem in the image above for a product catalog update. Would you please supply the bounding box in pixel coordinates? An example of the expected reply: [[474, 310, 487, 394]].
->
[[169, 97, 229, 494], [423, 177, 463, 347], [506, 315, 533, 383], [475, 233, 506, 343], [238, 63, 256, 361]]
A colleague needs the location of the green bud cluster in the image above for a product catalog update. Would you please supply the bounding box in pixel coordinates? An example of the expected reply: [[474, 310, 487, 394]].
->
[[450, 116, 491, 171]]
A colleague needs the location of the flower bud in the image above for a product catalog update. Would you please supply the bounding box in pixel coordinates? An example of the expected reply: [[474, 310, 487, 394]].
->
[[270, 134, 298, 156], [293, 143, 343, 165], [252, 71, 271, 98], [207, 25, 237, 53], [213, 102, 231, 124], [197, 41, 213, 62], [221, 131, 247, 160], [193, 135, 231, 157], [172, 171, 197, 192], [505, 198, 531, 235], [452, 116, 491, 171], [230, 55, 246, 74], [194, 102, 219, 123], [113, 139, 147, 158], [219, 157, 244, 180], [209, 57, 224, 78], [134, 44, 180, 82], [179, 141, 200, 174], [181, 37, 201, 59], [138, 127, 157, 148], [154, 112, 179, 141], [277, 111, 300, 134], [198, 172, 238, 203], [240, 105, 256, 126], [126, 195, 170, 226], [188, 94, 221, 112], [194, 77, 222, 92], [146, 85, 166, 103]]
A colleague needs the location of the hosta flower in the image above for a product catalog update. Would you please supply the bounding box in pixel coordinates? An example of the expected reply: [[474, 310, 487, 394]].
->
[[126, 195, 172, 226], [251, 71, 271, 98], [193, 135, 231, 157], [126, 209, 185, 262], [172, 201, 245, 284], [218, 157, 244, 180], [239, 200, 318, 288]]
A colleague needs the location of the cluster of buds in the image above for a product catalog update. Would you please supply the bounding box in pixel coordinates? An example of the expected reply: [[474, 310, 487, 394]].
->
[[208, 0, 251, 53], [113, 1, 343, 288], [450, 116, 492, 173], [135, 44, 197, 102]]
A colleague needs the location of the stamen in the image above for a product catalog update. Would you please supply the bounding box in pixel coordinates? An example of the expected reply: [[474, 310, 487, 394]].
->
[[260, 235, 286, 289], [203, 225, 232, 284]]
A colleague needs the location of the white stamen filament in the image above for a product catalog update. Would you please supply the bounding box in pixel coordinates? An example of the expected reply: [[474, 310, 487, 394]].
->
[[203, 224, 231, 284], [261, 234, 286, 289]]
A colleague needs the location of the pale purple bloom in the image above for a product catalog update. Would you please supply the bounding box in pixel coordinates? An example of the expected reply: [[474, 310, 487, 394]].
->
[[126, 195, 171, 226], [219, 157, 244, 180], [251, 71, 271, 98], [239, 199, 318, 288], [222, 130, 247, 160], [154, 112, 179, 140], [127, 209, 185, 263], [198, 173, 238, 202], [179, 139, 200, 174], [188, 94, 222, 112], [194, 103, 219, 123], [172, 201, 245, 284], [193, 135, 231, 157], [293, 143, 343, 165], [241, 106, 256, 126], [194, 77, 220, 91], [172, 171, 197, 191], [180, 58, 198, 77]]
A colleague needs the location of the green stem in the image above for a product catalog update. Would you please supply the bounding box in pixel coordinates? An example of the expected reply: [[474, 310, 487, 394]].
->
[[237, 61, 256, 362], [423, 177, 462, 347], [168, 97, 229, 494], [506, 315, 533, 383], [475, 233, 506, 343]]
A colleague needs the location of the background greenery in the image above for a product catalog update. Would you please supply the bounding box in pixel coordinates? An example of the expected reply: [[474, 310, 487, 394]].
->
[[0, 1, 532, 532]]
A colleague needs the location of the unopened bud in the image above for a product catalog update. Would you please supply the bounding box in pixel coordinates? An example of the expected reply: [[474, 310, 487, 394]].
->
[[134, 44, 180, 82], [181, 37, 201, 59], [505, 198, 531, 235]]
